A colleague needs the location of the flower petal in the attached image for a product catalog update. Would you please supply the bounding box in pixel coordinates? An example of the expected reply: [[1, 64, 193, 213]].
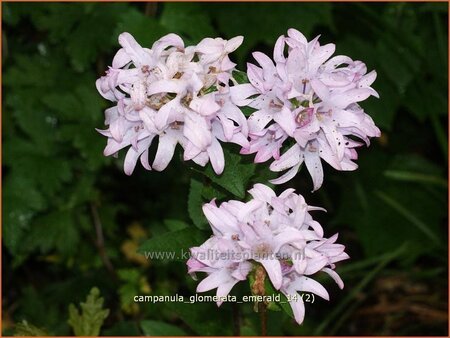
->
[[304, 149, 323, 192], [207, 138, 225, 175], [258, 259, 282, 290], [230, 83, 260, 107], [322, 268, 344, 289], [269, 162, 301, 185], [118, 32, 150, 66], [152, 133, 178, 171]]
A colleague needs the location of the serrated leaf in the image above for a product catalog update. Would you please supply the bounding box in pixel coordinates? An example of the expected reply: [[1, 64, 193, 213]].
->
[[3, 174, 47, 256], [195, 147, 256, 199], [140, 320, 186, 336], [14, 320, 49, 336], [25, 210, 80, 256], [68, 287, 109, 336]]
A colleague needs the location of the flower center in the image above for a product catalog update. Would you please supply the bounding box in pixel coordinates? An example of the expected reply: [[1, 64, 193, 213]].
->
[[252, 242, 273, 259], [296, 108, 314, 127]]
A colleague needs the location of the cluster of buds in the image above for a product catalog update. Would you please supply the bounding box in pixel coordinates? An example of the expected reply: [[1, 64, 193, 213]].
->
[[187, 184, 349, 324]]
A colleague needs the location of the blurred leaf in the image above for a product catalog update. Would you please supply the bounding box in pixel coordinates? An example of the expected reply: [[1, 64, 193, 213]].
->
[[102, 321, 141, 336], [117, 269, 142, 315], [384, 153, 446, 188], [375, 190, 441, 245], [3, 174, 46, 256], [209, 3, 333, 63], [160, 3, 215, 44], [164, 219, 188, 232], [166, 301, 233, 335], [65, 4, 127, 71], [68, 287, 109, 336], [188, 177, 208, 229], [376, 40, 420, 94], [26, 3, 127, 71], [14, 320, 49, 336], [384, 170, 447, 188], [16, 286, 67, 334], [314, 244, 407, 335], [114, 8, 169, 47], [25, 210, 80, 256], [335, 150, 446, 259], [138, 227, 207, 262], [140, 320, 186, 336], [420, 2, 448, 13]]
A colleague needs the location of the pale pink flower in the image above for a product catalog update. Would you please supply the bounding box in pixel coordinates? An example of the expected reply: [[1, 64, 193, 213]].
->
[[96, 32, 248, 175], [232, 28, 380, 191], [187, 184, 349, 324], [187, 236, 252, 306]]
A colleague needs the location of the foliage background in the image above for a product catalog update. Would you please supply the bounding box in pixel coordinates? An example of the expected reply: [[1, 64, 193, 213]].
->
[[2, 2, 448, 336]]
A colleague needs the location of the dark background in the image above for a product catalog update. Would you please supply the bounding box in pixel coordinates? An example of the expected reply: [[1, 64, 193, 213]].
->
[[2, 2, 448, 336]]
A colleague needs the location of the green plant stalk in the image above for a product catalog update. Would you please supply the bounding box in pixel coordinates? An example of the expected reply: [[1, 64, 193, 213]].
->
[[384, 170, 448, 188], [375, 190, 441, 246]]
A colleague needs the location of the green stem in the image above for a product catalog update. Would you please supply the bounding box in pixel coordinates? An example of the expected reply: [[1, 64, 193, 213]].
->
[[375, 190, 441, 246]]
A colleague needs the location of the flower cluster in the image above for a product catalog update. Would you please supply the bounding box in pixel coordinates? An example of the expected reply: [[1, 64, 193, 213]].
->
[[187, 184, 349, 324], [96, 33, 249, 175], [231, 29, 380, 190], [97, 29, 379, 326]]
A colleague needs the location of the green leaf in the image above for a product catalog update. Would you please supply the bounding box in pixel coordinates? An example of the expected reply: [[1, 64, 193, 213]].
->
[[313, 244, 407, 335], [209, 3, 333, 64], [140, 320, 186, 336], [195, 147, 256, 199], [375, 190, 441, 246], [114, 8, 169, 47], [138, 227, 207, 262], [233, 70, 249, 84], [117, 269, 141, 313], [102, 321, 141, 336], [160, 3, 215, 44], [383, 153, 447, 188], [25, 210, 80, 256], [3, 174, 47, 257], [165, 301, 232, 335], [188, 177, 209, 229], [68, 287, 110, 336], [335, 150, 446, 259], [164, 219, 189, 232], [14, 320, 49, 336]]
